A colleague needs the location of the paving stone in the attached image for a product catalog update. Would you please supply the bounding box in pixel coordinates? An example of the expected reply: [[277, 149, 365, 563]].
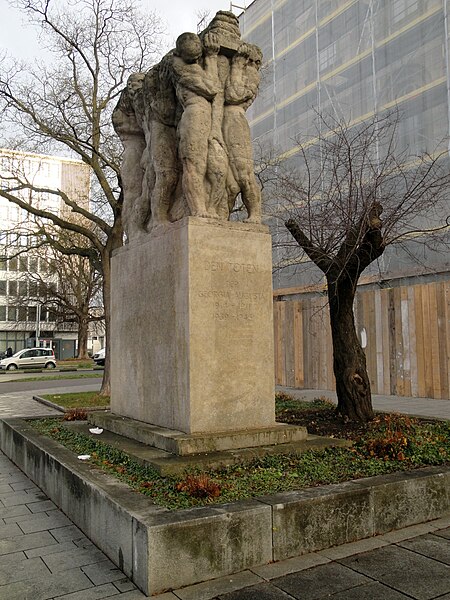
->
[[434, 527, 450, 540], [174, 571, 263, 600], [273, 562, 372, 600], [9, 481, 39, 492], [112, 578, 136, 592], [251, 553, 330, 580], [81, 559, 124, 585], [0, 484, 15, 495], [218, 583, 294, 599], [317, 581, 410, 599], [0, 474, 28, 485], [0, 504, 32, 520], [0, 566, 93, 600], [398, 533, 450, 565], [42, 545, 109, 572], [50, 524, 86, 543], [1, 490, 48, 507], [25, 540, 77, 558], [0, 522, 23, 539], [317, 536, 389, 561], [378, 523, 437, 543], [113, 591, 147, 599], [51, 582, 121, 599], [17, 511, 72, 534], [28, 500, 57, 513], [0, 556, 48, 585], [151, 593, 180, 600], [339, 545, 450, 599], [0, 530, 57, 555]]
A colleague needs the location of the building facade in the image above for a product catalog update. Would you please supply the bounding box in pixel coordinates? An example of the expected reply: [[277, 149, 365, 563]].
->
[[240, 0, 450, 287], [0, 149, 92, 358], [239, 0, 450, 398]]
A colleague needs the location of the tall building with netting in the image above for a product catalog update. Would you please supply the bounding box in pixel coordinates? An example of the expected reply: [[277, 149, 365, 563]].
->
[[239, 1, 450, 399]]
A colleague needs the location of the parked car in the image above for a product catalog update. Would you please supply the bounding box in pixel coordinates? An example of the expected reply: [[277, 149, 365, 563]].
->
[[0, 348, 57, 370], [93, 347, 105, 366]]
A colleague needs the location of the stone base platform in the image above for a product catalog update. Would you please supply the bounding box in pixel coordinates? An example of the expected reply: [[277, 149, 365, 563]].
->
[[68, 419, 348, 475], [90, 411, 308, 457], [2, 417, 449, 596]]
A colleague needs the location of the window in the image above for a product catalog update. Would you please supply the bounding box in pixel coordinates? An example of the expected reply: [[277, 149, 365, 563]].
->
[[28, 306, 37, 321], [29, 281, 38, 297], [9, 257, 17, 271], [0, 306, 6, 320], [19, 256, 27, 272], [7, 306, 17, 322], [319, 41, 337, 72], [8, 281, 17, 295], [392, 0, 420, 24], [0, 281, 6, 296], [18, 306, 27, 321], [0, 258, 6, 271], [19, 281, 27, 295]]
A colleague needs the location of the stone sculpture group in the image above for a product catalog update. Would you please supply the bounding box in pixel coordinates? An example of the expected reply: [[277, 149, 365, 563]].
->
[[113, 11, 263, 243]]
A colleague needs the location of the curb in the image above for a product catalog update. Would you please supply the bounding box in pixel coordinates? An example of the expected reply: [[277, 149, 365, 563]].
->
[[0, 417, 449, 596]]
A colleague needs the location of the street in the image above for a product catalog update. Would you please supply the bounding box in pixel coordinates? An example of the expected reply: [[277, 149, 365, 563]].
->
[[0, 373, 102, 418]]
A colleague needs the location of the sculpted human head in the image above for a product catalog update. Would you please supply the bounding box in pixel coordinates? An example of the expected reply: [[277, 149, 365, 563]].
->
[[176, 32, 203, 63], [126, 73, 145, 97], [248, 45, 262, 70]]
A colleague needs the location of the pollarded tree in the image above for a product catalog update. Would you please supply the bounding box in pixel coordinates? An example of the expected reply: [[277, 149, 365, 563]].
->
[[267, 111, 450, 422], [0, 0, 164, 393]]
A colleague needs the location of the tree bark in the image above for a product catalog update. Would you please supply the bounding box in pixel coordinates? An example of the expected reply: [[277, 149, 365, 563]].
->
[[99, 217, 123, 396], [327, 275, 374, 422], [77, 317, 89, 359]]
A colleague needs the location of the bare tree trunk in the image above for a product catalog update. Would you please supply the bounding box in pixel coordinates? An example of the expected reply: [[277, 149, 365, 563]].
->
[[99, 218, 123, 396], [77, 317, 89, 359], [327, 275, 374, 422]]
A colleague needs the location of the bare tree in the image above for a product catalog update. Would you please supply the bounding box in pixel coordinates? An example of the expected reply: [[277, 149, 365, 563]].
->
[[266, 111, 450, 422], [0, 0, 165, 393]]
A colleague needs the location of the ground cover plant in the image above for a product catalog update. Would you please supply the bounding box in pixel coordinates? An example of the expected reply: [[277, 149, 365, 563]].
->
[[30, 392, 450, 510]]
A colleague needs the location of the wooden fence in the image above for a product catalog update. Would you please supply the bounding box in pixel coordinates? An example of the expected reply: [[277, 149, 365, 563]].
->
[[273, 280, 450, 399]]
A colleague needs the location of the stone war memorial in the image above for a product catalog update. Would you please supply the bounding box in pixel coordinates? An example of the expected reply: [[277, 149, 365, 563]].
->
[[96, 11, 307, 465]]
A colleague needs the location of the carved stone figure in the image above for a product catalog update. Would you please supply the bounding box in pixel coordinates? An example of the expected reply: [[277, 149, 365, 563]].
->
[[114, 11, 263, 241], [143, 59, 179, 228], [171, 31, 221, 218], [223, 43, 262, 223], [112, 73, 147, 241]]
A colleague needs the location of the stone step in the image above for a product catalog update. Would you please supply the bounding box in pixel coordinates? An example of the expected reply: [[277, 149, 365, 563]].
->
[[65, 420, 350, 475]]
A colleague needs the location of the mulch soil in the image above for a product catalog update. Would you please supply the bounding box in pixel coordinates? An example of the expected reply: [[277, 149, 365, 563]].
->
[[276, 406, 435, 441]]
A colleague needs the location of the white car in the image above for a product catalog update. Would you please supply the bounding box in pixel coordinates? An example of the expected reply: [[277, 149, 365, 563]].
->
[[0, 348, 57, 370], [93, 347, 105, 366]]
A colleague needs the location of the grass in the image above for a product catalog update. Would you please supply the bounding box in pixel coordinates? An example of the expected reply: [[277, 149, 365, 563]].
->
[[42, 391, 109, 408], [57, 359, 95, 369], [30, 395, 450, 510], [0, 373, 103, 383]]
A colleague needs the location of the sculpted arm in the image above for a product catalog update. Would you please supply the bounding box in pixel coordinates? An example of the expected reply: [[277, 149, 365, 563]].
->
[[225, 43, 261, 105], [172, 57, 219, 100]]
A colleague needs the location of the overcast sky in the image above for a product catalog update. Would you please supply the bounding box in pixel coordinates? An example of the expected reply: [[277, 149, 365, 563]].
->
[[0, 0, 241, 59]]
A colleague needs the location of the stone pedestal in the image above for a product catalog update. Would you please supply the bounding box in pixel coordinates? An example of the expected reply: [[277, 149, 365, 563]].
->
[[110, 217, 276, 435]]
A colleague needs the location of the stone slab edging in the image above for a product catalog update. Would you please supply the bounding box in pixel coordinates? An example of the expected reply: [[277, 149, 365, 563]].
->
[[0, 417, 449, 596]]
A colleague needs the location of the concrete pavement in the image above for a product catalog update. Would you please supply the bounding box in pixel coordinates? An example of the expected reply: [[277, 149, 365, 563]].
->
[[277, 386, 450, 420]]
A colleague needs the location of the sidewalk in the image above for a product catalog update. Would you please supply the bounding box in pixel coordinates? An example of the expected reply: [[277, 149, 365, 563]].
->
[[276, 386, 450, 420]]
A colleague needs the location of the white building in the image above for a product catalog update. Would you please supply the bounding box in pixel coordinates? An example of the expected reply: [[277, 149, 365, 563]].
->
[[0, 148, 93, 358]]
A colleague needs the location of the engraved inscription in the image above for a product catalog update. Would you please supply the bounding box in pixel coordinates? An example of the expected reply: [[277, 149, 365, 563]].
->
[[199, 260, 266, 323], [204, 261, 264, 274]]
